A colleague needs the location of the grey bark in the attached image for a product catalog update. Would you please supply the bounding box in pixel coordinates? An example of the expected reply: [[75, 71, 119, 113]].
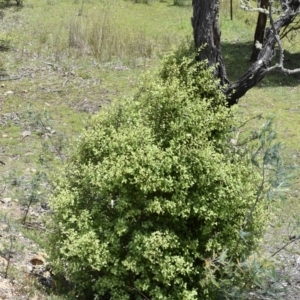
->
[[192, 0, 228, 85], [192, 0, 300, 106], [225, 0, 300, 106]]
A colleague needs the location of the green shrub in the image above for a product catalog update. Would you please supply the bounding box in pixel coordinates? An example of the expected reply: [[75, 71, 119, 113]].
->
[[47, 53, 267, 299]]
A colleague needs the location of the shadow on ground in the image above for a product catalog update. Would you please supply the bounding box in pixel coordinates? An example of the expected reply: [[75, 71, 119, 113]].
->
[[222, 41, 300, 87], [0, 0, 22, 9], [0, 39, 10, 52]]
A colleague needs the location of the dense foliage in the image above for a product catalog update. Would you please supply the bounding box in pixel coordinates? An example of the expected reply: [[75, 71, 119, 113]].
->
[[47, 53, 267, 299]]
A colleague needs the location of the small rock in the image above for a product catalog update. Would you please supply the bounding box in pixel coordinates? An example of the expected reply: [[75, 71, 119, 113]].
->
[[0, 222, 9, 231], [29, 254, 45, 266], [26, 264, 33, 273], [40, 202, 50, 211], [2, 198, 12, 203], [21, 131, 31, 139], [4, 90, 14, 96], [30, 211, 40, 217]]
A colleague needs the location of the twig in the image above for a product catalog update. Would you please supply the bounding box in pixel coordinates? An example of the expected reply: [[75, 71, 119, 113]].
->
[[62, 78, 69, 87], [4, 234, 14, 279], [0, 184, 6, 196], [266, 1, 300, 75], [271, 236, 300, 257], [0, 75, 22, 81], [237, 114, 263, 129], [0, 71, 36, 82], [21, 222, 46, 231], [128, 286, 150, 300]]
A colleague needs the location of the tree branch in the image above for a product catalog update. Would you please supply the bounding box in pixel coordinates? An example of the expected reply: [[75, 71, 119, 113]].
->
[[225, 0, 300, 106]]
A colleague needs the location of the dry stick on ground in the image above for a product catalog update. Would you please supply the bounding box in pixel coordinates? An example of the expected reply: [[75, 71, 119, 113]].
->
[[0, 70, 36, 82], [0, 184, 6, 199], [271, 236, 300, 258], [4, 234, 14, 279], [1, 218, 15, 279], [0, 75, 22, 81]]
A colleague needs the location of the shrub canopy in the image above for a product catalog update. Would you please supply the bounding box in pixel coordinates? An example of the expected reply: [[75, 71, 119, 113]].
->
[[48, 54, 266, 299]]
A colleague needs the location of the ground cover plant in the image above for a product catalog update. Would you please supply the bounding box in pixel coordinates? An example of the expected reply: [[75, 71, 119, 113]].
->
[[0, 0, 299, 299]]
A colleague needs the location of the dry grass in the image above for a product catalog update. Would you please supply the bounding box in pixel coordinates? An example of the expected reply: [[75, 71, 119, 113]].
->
[[68, 13, 154, 63]]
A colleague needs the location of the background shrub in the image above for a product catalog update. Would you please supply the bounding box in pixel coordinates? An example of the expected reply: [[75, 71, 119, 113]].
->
[[47, 53, 268, 299]]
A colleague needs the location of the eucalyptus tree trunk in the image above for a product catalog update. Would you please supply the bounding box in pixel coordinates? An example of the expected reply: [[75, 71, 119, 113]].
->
[[250, 0, 269, 62], [192, 0, 228, 85]]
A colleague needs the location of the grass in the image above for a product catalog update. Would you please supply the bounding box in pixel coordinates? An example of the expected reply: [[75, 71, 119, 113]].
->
[[0, 0, 300, 298], [221, 7, 300, 293]]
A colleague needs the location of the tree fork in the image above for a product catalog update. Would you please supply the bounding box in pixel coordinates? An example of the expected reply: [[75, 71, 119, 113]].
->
[[225, 0, 300, 106], [192, 0, 300, 107]]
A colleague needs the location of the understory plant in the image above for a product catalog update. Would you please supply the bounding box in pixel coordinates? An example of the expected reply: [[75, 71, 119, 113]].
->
[[47, 52, 271, 299]]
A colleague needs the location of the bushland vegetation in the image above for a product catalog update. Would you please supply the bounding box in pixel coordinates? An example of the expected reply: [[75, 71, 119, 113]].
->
[[0, 1, 299, 299]]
